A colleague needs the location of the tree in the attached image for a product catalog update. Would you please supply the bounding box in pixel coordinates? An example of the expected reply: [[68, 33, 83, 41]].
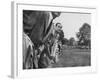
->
[[69, 37, 75, 46], [62, 38, 69, 45], [76, 23, 91, 48]]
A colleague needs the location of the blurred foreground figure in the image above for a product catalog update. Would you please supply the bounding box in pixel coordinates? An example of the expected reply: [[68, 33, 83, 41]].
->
[[23, 11, 61, 68], [23, 11, 61, 44]]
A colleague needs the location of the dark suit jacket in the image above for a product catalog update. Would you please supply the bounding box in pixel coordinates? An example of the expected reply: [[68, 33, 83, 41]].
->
[[23, 10, 50, 45]]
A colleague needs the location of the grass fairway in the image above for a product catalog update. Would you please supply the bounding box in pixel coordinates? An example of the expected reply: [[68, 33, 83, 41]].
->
[[51, 45, 91, 68]]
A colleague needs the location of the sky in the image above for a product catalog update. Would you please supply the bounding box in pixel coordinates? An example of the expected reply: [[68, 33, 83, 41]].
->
[[54, 12, 91, 40]]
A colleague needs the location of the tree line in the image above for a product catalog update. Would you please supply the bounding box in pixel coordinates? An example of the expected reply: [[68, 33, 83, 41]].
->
[[60, 23, 91, 49]]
